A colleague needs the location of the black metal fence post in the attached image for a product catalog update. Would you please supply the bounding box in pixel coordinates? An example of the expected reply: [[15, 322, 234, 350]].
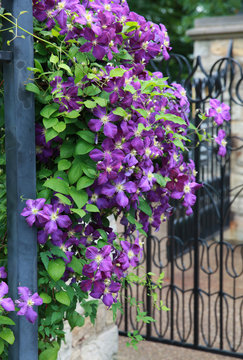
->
[[2, 1, 37, 359], [146, 226, 152, 339], [193, 96, 201, 347]]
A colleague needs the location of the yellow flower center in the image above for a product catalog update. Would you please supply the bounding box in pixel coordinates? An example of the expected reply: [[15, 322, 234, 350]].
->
[[127, 250, 134, 259], [95, 254, 103, 264], [27, 299, 34, 307], [145, 148, 151, 156], [116, 183, 124, 192], [104, 4, 111, 11], [221, 139, 227, 147], [32, 208, 38, 215], [101, 115, 109, 124], [91, 194, 98, 202], [147, 172, 154, 181], [184, 184, 191, 194], [216, 107, 222, 113]]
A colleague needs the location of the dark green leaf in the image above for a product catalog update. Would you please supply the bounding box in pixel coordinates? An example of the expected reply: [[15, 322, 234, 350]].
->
[[39, 292, 52, 304], [75, 140, 94, 155], [69, 187, 88, 208], [138, 196, 152, 216], [26, 82, 40, 95], [77, 176, 94, 190], [47, 259, 66, 282], [44, 178, 69, 195], [55, 291, 71, 306]]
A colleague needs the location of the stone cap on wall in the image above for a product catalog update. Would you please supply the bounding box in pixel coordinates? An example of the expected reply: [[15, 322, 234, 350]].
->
[[186, 15, 243, 40]]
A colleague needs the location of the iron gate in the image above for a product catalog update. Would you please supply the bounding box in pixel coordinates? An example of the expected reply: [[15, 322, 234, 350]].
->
[[118, 41, 243, 358]]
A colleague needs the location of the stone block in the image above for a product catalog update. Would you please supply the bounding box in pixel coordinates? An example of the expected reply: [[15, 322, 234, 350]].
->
[[79, 326, 118, 360]]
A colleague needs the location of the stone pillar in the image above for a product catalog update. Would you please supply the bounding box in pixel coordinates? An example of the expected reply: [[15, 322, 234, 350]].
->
[[187, 15, 243, 242]]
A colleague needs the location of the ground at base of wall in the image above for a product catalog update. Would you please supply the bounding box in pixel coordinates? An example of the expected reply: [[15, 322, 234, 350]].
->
[[116, 336, 234, 360]]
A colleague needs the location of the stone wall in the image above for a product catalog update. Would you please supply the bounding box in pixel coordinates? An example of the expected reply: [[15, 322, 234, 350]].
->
[[187, 15, 243, 242], [58, 303, 118, 360]]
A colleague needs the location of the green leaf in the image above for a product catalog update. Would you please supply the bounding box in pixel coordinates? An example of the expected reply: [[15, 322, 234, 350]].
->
[[83, 100, 96, 109], [43, 117, 58, 129], [69, 187, 88, 208], [75, 140, 94, 155], [92, 96, 107, 107], [44, 178, 69, 195], [40, 104, 59, 119], [75, 64, 85, 83], [47, 259, 66, 282], [45, 128, 59, 143], [0, 338, 4, 355], [69, 256, 83, 275], [58, 159, 71, 171], [26, 82, 40, 95], [40, 292, 52, 304], [55, 291, 71, 306], [0, 316, 15, 326], [58, 63, 73, 76], [172, 138, 185, 150], [97, 229, 108, 241], [60, 143, 74, 158], [34, 59, 44, 73], [54, 193, 72, 206], [156, 112, 186, 125], [77, 130, 95, 144], [68, 311, 85, 330], [50, 54, 59, 64], [39, 347, 59, 360], [86, 204, 99, 212], [113, 107, 128, 117], [138, 196, 152, 216], [84, 85, 101, 96], [64, 110, 80, 119], [154, 174, 170, 187], [0, 328, 15, 345], [71, 208, 86, 218], [77, 176, 94, 190], [68, 159, 83, 184], [110, 68, 126, 77], [80, 160, 96, 178], [53, 121, 66, 133]]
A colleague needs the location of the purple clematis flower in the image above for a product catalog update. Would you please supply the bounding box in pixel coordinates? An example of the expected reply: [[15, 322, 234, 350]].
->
[[0, 267, 7, 279], [102, 280, 121, 307], [120, 240, 140, 267], [88, 106, 119, 138], [15, 287, 43, 324], [101, 175, 137, 207], [215, 129, 227, 157], [85, 245, 112, 273], [41, 204, 72, 234], [0, 282, 15, 312], [79, 28, 108, 60], [207, 99, 230, 125], [21, 198, 46, 227]]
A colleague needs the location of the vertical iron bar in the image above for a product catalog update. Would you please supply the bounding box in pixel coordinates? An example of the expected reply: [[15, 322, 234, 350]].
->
[[2, 1, 38, 359], [146, 226, 152, 339], [219, 164, 224, 350], [168, 215, 175, 341], [193, 97, 201, 347]]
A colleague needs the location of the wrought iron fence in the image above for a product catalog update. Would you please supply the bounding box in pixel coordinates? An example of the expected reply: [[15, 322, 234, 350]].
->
[[118, 41, 243, 358]]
